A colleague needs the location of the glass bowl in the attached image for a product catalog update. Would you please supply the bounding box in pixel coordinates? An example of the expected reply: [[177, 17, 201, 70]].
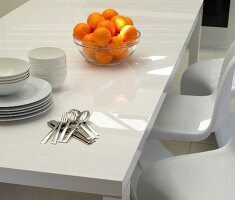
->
[[73, 31, 140, 66]]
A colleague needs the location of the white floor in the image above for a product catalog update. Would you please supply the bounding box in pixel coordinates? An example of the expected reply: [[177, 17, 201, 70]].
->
[[0, 47, 230, 199]]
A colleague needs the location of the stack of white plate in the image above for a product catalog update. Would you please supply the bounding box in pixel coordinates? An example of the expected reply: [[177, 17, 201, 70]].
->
[[28, 47, 67, 89], [0, 77, 53, 121], [0, 57, 30, 96]]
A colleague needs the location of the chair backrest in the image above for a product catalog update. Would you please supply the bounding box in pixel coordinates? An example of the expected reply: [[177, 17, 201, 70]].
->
[[211, 41, 235, 130]]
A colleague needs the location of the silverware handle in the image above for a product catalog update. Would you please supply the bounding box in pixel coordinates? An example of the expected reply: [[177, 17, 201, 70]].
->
[[40, 124, 59, 144], [85, 123, 99, 136], [80, 123, 96, 139], [58, 121, 70, 142], [72, 133, 94, 145], [62, 124, 78, 143], [51, 123, 62, 144]]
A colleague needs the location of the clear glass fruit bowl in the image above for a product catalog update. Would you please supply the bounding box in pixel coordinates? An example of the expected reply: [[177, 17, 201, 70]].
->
[[73, 31, 141, 66]]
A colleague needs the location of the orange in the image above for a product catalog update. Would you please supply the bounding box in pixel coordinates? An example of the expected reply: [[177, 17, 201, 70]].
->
[[119, 25, 138, 42], [82, 33, 98, 57], [102, 8, 118, 20], [107, 36, 125, 56], [87, 12, 100, 22], [73, 23, 91, 40], [93, 27, 111, 45], [114, 48, 129, 60], [95, 49, 113, 64], [82, 33, 94, 45], [87, 12, 104, 30], [97, 20, 116, 36], [111, 15, 128, 34], [125, 17, 134, 25]]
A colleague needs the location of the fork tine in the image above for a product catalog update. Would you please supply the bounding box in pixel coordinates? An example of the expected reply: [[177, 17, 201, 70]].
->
[[58, 112, 77, 142], [62, 113, 67, 122]]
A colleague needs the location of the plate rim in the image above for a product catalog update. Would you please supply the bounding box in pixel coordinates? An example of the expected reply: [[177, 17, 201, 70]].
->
[[0, 103, 53, 121], [0, 77, 52, 108], [0, 100, 53, 118], [0, 95, 52, 114]]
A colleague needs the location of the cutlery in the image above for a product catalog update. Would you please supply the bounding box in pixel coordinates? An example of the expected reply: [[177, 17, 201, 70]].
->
[[70, 109, 99, 137], [48, 120, 93, 141], [85, 121, 99, 137], [58, 112, 77, 142], [62, 110, 91, 143], [72, 110, 96, 141], [40, 123, 59, 144], [51, 112, 67, 144], [47, 120, 95, 144]]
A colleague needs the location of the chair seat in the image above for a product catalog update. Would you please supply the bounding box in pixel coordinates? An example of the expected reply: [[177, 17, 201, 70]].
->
[[181, 58, 235, 97], [137, 146, 235, 200], [150, 93, 215, 141]]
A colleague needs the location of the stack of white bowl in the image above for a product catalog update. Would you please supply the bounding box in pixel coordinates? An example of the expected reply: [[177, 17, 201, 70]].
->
[[0, 57, 30, 96], [28, 47, 67, 89]]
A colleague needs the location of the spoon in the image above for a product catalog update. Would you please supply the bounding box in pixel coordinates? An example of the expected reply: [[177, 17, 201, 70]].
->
[[62, 110, 90, 143], [70, 109, 99, 138], [47, 120, 95, 144]]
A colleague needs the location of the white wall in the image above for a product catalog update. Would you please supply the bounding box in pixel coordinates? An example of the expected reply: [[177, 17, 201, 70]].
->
[[201, 0, 235, 48], [0, 0, 29, 18]]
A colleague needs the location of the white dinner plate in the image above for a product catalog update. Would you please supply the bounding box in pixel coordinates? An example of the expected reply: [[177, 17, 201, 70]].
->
[[0, 93, 52, 112], [0, 100, 53, 118], [0, 77, 52, 108], [0, 103, 53, 122], [0, 95, 52, 114]]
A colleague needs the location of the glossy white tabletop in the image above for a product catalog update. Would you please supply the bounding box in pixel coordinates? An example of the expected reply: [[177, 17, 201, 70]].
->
[[0, 0, 203, 197]]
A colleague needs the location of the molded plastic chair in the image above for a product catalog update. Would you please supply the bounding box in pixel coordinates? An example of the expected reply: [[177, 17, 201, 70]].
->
[[149, 45, 235, 147], [137, 132, 235, 200], [181, 42, 235, 97]]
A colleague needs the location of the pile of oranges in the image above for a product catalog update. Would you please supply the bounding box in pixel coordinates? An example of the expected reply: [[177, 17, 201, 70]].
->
[[73, 8, 139, 65]]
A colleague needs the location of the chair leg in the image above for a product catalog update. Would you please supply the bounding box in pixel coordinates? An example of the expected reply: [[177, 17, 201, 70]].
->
[[215, 112, 235, 147], [130, 139, 174, 199]]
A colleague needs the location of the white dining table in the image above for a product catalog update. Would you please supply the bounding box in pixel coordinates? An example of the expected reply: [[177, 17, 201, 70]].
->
[[0, 0, 203, 199]]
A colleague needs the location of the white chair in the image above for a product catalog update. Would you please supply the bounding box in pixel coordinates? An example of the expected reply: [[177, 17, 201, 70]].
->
[[180, 41, 235, 97], [149, 46, 235, 147], [137, 132, 235, 200]]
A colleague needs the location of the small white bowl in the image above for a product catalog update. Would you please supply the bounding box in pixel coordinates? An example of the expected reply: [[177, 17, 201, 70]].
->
[[0, 76, 29, 96], [28, 47, 66, 64], [30, 66, 67, 77], [0, 57, 30, 79], [33, 72, 67, 89], [0, 72, 30, 84], [0, 69, 30, 82], [30, 60, 66, 70]]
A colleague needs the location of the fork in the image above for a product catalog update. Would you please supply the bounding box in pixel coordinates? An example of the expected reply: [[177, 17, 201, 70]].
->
[[51, 113, 67, 144], [41, 113, 67, 144], [62, 110, 90, 143], [58, 112, 77, 142], [40, 124, 58, 144]]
